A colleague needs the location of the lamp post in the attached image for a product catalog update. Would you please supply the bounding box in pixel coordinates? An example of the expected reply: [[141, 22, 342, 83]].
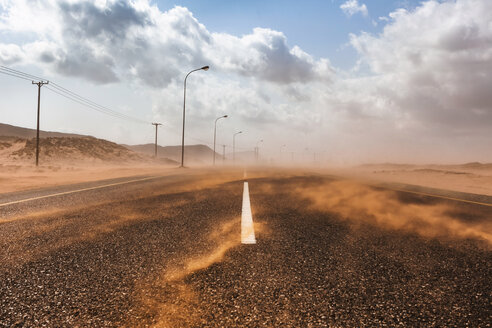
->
[[213, 115, 228, 165], [233, 131, 242, 165], [180, 65, 209, 168]]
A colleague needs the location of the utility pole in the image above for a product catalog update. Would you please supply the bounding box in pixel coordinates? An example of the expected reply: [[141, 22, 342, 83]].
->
[[152, 123, 162, 158], [32, 80, 49, 166], [222, 145, 226, 164]]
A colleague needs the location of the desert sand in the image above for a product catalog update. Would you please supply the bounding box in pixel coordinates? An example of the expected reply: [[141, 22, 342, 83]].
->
[[0, 164, 178, 194], [3, 160, 492, 196], [0, 135, 179, 193], [2, 133, 492, 197], [334, 163, 492, 196]]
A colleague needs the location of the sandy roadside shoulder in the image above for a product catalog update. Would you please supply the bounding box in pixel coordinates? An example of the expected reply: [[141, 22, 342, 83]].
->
[[0, 164, 177, 194], [329, 164, 492, 197]]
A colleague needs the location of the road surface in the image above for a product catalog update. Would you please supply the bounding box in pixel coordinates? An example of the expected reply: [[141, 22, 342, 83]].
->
[[0, 169, 490, 327]]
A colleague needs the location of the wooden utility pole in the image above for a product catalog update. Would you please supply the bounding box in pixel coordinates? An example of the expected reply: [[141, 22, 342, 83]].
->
[[152, 123, 162, 158], [32, 81, 49, 166]]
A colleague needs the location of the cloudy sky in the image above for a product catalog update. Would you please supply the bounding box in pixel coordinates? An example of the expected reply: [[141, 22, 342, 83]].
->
[[1, 0, 491, 164]]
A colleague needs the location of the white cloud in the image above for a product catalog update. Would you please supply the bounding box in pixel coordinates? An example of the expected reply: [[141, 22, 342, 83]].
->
[[340, 0, 368, 17], [349, 0, 492, 133], [209, 28, 333, 84], [1, 0, 492, 164], [0, 43, 24, 65], [0, 1, 333, 86]]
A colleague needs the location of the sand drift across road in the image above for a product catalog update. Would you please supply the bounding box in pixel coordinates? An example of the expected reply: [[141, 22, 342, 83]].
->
[[0, 175, 161, 208], [0, 169, 490, 327]]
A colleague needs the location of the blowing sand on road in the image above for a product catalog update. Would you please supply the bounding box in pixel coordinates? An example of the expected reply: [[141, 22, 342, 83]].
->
[[0, 167, 490, 327], [1, 1, 492, 326]]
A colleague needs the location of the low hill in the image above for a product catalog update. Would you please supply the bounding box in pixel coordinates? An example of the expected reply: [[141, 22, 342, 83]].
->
[[0, 123, 178, 166], [0, 123, 227, 166], [0, 136, 177, 166], [125, 143, 219, 165], [0, 122, 89, 139]]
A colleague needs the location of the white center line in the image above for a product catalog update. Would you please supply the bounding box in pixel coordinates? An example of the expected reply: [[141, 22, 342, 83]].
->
[[0, 176, 159, 208], [241, 181, 256, 244]]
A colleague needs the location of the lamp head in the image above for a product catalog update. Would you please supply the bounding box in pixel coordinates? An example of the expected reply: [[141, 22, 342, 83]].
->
[[223, 115, 228, 118], [201, 66, 209, 71]]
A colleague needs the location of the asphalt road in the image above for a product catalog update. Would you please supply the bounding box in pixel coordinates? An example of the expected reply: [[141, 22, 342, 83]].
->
[[0, 169, 490, 327]]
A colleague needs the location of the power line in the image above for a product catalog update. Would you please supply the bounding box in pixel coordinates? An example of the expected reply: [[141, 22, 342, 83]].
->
[[0, 69, 35, 82], [49, 82, 148, 124], [0, 66, 44, 81], [0, 65, 148, 125], [45, 85, 148, 124], [1, 65, 252, 150]]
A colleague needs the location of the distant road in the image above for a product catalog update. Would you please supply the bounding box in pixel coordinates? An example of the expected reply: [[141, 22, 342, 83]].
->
[[0, 170, 490, 327]]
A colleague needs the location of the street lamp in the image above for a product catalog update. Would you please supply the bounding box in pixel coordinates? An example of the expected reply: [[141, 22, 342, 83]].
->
[[233, 131, 242, 164], [213, 115, 228, 165], [180, 65, 209, 168]]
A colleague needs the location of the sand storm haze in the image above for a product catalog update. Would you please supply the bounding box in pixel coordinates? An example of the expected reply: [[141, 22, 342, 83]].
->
[[0, 0, 492, 325], [336, 163, 492, 197], [0, 169, 490, 326], [294, 179, 492, 247]]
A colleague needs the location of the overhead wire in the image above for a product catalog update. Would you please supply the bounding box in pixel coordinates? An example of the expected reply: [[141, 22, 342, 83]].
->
[[44, 85, 146, 124], [0, 66, 44, 81], [1, 65, 252, 150], [1, 65, 148, 125], [0, 70, 35, 82], [47, 82, 149, 124]]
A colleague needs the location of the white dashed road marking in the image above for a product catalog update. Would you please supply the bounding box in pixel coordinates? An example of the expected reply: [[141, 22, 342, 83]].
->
[[0, 176, 159, 208], [241, 181, 256, 244]]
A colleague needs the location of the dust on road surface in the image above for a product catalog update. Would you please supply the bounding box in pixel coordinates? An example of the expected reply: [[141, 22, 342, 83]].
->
[[0, 169, 490, 327]]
